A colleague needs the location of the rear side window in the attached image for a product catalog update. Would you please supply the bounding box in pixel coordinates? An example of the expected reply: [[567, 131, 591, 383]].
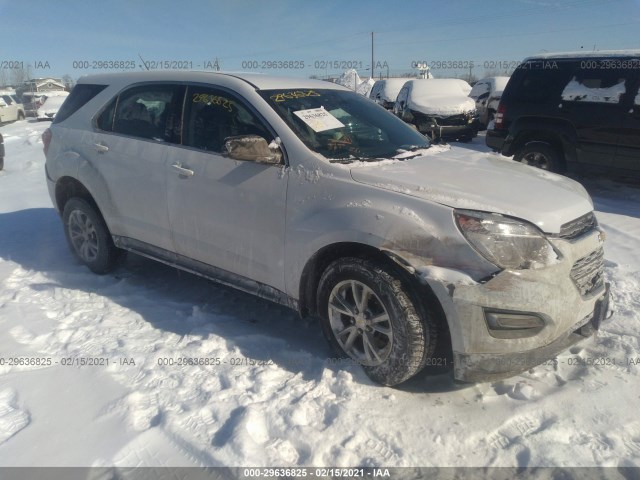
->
[[511, 61, 574, 104], [53, 84, 107, 124], [106, 84, 185, 142]]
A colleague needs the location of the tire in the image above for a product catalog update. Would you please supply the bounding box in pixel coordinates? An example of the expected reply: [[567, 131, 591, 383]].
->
[[18, 112, 25, 120], [0, 157, 4, 171], [515, 142, 563, 173], [62, 198, 122, 274], [317, 257, 438, 386]]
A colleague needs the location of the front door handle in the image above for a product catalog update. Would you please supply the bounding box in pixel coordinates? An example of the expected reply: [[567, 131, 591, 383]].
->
[[95, 142, 109, 154], [171, 163, 194, 177]]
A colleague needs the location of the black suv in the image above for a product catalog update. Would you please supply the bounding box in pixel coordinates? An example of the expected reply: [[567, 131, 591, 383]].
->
[[486, 51, 640, 176]]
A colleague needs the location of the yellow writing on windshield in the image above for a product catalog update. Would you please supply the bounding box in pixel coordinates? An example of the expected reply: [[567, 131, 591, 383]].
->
[[270, 90, 321, 103]]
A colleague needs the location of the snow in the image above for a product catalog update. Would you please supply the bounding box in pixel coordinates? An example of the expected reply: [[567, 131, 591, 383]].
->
[[335, 69, 375, 96], [36, 95, 68, 119], [1, 122, 640, 468], [370, 78, 407, 103], [405, 79, 476, 116], [561, 77, 626, 104]]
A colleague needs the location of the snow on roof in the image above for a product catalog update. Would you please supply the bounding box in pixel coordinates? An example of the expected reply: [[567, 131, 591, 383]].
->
[[525, 49, 640, 61], [372, 78, 408, 102]]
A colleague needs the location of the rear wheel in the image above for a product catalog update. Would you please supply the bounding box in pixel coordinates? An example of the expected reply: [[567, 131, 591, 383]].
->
[[317, 257, 438, 386], [0, 157, 4, 171], [62, 198, 123, 274], [515, 142, 563, 172], [18, 112, 25, 120]]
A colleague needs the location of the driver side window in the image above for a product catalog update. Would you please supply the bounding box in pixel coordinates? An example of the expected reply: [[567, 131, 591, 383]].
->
[[183, 86, 271, 153]]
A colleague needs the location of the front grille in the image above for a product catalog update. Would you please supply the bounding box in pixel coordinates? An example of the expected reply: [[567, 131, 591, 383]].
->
[[431, 114, 468, 126], [560, 212, 597, 240], [571, 247, 605, 297]]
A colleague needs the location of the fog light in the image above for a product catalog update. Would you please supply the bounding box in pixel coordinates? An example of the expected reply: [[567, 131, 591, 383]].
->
[[484, 310, 546, 339]]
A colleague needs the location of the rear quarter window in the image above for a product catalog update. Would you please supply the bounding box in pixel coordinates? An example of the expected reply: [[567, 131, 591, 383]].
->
[[53, 84, 107, 124], [510, 61, 574, 104]]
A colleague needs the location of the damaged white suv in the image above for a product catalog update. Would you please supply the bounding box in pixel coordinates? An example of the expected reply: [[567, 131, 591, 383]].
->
[[43, 72, 610, 385]]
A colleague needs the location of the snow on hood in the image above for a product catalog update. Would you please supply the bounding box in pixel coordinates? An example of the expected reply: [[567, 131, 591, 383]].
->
[[561, 77, 626, 104], [406, 79, 476, 116], [349, 150, 593, 233], [409, 95, 476, 116]]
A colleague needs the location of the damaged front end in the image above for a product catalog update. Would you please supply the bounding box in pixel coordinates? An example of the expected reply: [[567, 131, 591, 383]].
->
[[384, 208, 610, 383], [409, 109, 479, 141]]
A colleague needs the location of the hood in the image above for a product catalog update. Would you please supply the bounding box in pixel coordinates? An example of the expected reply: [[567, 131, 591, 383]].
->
[[408, 95, 476, 117], [349, 150, 593, 233]]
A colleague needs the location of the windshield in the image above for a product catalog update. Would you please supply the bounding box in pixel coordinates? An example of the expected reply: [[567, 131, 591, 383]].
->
[[259, 88, 430, 162]]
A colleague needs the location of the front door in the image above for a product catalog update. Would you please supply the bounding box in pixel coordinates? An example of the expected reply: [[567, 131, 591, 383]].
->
[[165, 85, 288, 291]]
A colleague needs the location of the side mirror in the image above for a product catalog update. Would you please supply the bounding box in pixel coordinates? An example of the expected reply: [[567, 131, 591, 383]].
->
[[223, 135, 282, 165], [0, 99, 7, 107]]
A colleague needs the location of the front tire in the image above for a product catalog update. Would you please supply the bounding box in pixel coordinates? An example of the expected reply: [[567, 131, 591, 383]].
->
[[317, 258, 437, 386], [515, 142, 563, 172], [62, 198, 122, 274]]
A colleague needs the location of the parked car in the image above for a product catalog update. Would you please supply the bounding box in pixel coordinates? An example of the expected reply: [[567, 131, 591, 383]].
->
[[0, 92, 26, 123], [468, 76, 510, 129], [486, 50, 640, 175], [0, 132, 4, 171], [37, 95, 69, 121], [23, 90, 69, 117], [44, 71, 609, 385], [393, 79, 479, 141], [369, 78, 408, 110]]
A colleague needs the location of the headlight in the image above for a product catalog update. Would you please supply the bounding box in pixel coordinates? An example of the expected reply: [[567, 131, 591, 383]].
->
[[454, 210, 559, 270]]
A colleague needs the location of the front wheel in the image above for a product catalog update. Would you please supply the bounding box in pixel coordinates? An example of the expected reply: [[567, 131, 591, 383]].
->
[[515, 142, 563, 172], [317, 258, 438, 386], [62, 198, 123, 274]]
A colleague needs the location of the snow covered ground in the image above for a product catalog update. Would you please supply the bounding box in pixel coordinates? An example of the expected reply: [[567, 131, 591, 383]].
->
[[1, 120, 639, 469]]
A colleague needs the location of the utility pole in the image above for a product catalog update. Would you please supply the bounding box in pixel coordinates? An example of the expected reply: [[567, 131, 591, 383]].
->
[[371, 31, 374, 79]]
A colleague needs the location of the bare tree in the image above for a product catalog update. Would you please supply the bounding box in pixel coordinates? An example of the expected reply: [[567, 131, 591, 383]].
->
[[10, 65, 33, 85]]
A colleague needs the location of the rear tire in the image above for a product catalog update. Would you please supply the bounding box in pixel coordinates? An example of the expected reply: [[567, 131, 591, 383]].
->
[[317, 257, 438, 386], [62, 198, 122, 274], [515, 142, 563, 172], [0, 157, 4, 171]]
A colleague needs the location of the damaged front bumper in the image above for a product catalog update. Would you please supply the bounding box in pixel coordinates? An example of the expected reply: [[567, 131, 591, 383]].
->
[[454, 284, 609, 382], [419, 227, 610, 382]]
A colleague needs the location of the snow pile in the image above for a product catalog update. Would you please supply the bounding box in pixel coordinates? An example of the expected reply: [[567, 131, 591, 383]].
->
[[336, 69, 375, 96], [1, 121, 640, 468], [335, 69, 362, 91], [356, 77, 376, 97], [561, 77, 626, 103], [404, 79, 476, 116]]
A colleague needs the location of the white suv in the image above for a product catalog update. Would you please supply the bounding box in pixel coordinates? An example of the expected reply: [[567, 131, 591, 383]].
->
[[43, 72, 610, 385], [0, 92, 26, 123]]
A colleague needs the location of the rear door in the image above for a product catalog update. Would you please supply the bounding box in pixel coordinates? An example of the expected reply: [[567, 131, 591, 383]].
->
[[559, 65, 627, 168], [613, 69, 640, 172], [165, 85, 288, 291], [91, 83, 185, 251]]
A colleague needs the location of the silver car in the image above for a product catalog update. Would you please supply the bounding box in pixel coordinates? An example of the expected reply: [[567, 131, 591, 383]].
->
[[43, 72, 610, 385]]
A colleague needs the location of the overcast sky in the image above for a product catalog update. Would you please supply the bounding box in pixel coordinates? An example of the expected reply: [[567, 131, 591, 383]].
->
[[1, 0, 639, 81]]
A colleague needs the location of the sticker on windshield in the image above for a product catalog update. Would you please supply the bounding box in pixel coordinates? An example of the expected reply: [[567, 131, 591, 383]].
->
[[294, 107, 344, 132]]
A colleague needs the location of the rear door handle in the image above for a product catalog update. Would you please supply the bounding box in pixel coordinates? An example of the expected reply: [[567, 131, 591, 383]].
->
[[171, 163, 194, 177], [95, 142, 109, 154]]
